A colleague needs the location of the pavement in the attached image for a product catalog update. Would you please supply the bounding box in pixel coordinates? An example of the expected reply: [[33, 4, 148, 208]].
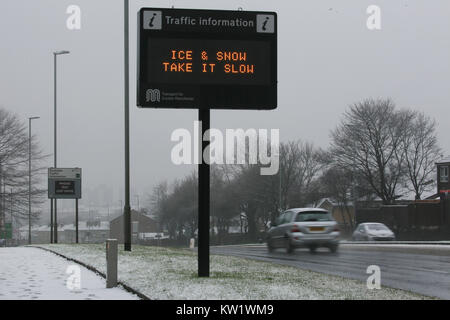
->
[[211, 243, 450, 299], [0, 247, 138, 300]]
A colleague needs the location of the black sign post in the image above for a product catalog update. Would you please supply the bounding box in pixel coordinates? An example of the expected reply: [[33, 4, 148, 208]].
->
[[137, 8, 277, 277], [198, 107, 210, 276], [76, 198, 79, 243], [48, 168, 82, 244]]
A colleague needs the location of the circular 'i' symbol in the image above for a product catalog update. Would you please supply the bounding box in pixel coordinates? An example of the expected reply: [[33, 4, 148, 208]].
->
[[149, 13, 157, 27], [262, 17, 270, 31]]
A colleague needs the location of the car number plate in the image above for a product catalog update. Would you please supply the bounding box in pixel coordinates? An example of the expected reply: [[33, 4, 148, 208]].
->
[[309, 226, 325, 232]]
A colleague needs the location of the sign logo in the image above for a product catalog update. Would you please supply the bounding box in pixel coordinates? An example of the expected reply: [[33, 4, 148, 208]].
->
[[143, 11, 162, 30], [256, 14, 275, 33], [146, 89, 161, 103]]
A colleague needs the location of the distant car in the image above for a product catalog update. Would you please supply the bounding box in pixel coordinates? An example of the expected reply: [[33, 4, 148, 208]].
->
[[0, 239, 5, 247], [352, 223, 396, 241], [267, 208, 340, 254]]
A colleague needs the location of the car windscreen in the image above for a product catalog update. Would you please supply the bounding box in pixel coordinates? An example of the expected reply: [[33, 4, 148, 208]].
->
[[367, 224, 389, 231], [295, 211, 333, 222]]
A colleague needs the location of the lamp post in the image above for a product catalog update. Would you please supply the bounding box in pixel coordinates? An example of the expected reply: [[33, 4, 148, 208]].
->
[[53, 50, 70, 243], [123, 0, 131, 251], [28, 116, 40, 245]]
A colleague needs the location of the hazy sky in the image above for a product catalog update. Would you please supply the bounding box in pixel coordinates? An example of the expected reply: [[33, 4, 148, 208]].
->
[[1, 0, 449, 210]]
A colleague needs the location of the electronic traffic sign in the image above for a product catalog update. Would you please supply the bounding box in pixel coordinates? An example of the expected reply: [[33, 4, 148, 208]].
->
[[48, 168, 82, 199], [137, 8, 277, 109]]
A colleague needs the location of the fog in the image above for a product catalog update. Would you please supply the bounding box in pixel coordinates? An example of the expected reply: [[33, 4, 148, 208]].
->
[[1, 0, 449, 218]]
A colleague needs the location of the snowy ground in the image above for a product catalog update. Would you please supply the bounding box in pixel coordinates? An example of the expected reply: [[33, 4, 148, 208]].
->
[[36, 244, 431, 300], [0, 247, 138, 300]]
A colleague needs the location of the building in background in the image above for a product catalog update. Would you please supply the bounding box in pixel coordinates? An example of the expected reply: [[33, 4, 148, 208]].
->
[[109, 210, 160, 243], [316, 198, 355, 230], [18, 221, 110, 244], [63, 221, 109, 243], [437, 157, 450, 194]]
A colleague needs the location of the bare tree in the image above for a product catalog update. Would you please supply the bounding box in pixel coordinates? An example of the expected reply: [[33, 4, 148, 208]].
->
[[151, 139, 326, 243], [278, 141, 301, 210], [147, 181, 169, 216], [210, 166, 240, 243], [320, 166, 355, 229], [331, 98, 410, 204], [401, 111, 441, 199], [292, 141, 327, 206], [0, 108, 47, 228]]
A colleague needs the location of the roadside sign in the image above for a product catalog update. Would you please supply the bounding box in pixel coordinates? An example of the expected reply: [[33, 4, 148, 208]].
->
[[137, 8, 277, 109], [136, 7, 278, 278], [48, 168, 82, 199], [0, 223, 12, 239]]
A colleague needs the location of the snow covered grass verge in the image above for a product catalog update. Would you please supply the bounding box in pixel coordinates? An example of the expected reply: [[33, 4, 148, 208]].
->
[[35, 244, 430, 300]]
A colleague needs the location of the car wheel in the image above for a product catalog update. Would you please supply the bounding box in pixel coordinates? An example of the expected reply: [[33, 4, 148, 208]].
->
[[285, 238, 293, 254], [329, 244, 338, 253]]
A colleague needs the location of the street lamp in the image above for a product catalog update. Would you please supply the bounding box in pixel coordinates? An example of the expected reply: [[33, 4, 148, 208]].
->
[[28, 116, 40, 245], [123, 0, 132, 252], [52, 50, 70, 243]]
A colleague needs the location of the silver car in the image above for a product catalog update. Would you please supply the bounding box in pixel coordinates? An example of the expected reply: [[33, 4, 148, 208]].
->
[[352, 223, 396, 241], [267, 208, 340, 253]]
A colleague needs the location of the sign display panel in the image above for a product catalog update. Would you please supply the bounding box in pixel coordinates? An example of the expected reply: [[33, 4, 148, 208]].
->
[[137, 8, 277, 109], [48, 168, 82, 199], [146, 38, 271, 85], [55, 181, 75, 195]]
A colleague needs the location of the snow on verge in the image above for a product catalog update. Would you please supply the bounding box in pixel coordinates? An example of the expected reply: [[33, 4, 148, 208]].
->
[[35, 244, 430, 300], [0, 247, 138, 300]]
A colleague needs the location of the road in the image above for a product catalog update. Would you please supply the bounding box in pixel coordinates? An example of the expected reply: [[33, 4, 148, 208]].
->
[[211, 243, 450, 299], [0, 247, 138, 300]]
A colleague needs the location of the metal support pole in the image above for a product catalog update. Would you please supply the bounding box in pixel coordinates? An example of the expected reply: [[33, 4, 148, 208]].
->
[[27, 116, 39, 244], [54, 198, 58, 243], [198, 108, 210, 277], [0, 164, 2, 234], [50, 199, 53, 243], [10, 189, 13, 240], [28, 119, 32, 245], [75, 198, 79, 243], [123, 0, 131, 251], [52, 50, 68, 245], [53, 54, 58, 244]]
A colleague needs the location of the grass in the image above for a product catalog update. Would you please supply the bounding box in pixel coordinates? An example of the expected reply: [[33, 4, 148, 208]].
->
[[35, 244, 432, 300]]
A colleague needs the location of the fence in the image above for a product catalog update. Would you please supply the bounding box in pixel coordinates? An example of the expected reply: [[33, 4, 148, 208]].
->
[[356, 198, 450, 240]]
